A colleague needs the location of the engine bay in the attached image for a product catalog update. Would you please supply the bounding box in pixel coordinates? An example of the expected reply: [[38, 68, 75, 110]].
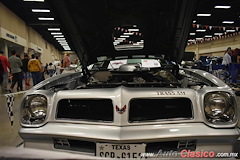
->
[[39, 64, 216, 92]]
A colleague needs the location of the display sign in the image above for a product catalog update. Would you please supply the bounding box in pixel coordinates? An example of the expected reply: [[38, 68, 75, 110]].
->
[[0, 27, 27, 46], [96, 143, 146, 158]]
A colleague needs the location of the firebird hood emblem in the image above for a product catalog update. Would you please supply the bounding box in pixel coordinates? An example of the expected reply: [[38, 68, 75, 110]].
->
[[116, 105, 126, 114]]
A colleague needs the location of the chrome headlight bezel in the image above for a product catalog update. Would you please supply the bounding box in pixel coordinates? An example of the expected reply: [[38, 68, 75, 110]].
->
[[21, 94, 48, 125], [204, 91, 237, 125]]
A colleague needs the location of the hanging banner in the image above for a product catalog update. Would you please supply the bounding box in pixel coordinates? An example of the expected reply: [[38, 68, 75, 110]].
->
[[5, 94, 15, 128]]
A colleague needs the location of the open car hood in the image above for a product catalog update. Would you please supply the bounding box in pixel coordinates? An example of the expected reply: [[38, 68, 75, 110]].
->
[[49, 0, 198, 67]]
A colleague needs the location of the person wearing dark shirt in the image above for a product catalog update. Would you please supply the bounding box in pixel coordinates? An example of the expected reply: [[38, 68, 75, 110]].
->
[[232, 48, 239, 63], [9, 50, 23, 92], [22, 54, 30, 86]]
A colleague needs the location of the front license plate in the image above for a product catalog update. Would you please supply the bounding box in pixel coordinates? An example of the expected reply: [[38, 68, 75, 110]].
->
[[96, 143, 146, 158]]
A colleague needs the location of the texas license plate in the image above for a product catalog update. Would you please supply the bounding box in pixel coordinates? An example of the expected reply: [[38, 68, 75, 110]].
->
[[96, 143, 146, 158]]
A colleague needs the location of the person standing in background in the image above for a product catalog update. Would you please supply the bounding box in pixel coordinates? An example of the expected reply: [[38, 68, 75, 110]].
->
[[47, 63, 56, 77], [56, 63, 61, 75], [22, 54, 31, 86], [222, 47, 232, 67], [28, 54, 42, 85], [0, 50, 11, 93], [8, 50, 23, 92], [63, 53, 71, 68]]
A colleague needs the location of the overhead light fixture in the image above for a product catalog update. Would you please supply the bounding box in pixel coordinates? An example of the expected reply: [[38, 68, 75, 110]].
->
[[226, 30, 235, 32], [61, 44, 69, 46], [196, 29, 206, 32], [58, 40, 67, 43], [56, 38, 65, 40], [51, 32, 62, 35], [128, 29, 139, 32], [60, 42, 68, 45], [204, 35, 213, 38], [214, 5, 231, 9], [54, 35, 64, 38], [222, 21, 234, 24], [38, 17, 54, 21], [197, 13, 211, 17], [123, 33, 134, 35], [48, 28, 60, 31], [214, 33, 223, 36], [189, 33, 196, 35], [23, 0, 44, 2], [193, 20, 196, 23], [32, 9, 50, 12], [120, 35, 130, 38]]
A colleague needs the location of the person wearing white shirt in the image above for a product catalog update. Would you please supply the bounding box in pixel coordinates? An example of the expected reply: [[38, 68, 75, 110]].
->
[[222, 47, 232, 67]]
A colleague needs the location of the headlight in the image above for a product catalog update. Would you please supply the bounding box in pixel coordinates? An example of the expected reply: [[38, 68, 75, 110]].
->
[[21, 95, 47, 125], [204, 92, 235, 123]]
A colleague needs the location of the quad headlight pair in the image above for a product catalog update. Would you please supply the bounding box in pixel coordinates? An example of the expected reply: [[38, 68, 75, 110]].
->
[[21, 92, 236, 126], [204, 92, 235, 123], [21, 95, 47, 125]]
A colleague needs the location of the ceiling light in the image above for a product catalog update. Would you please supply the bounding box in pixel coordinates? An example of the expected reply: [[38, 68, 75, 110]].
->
[[214, 33, 223, 36], [189, 33, 196, 35], [196, 29, 206, 32], [214, 5, 231, 9], [23, 0, 44, 2], [222, 21, 234, 24], [48, 28, 60, 31], [58, 40, 67, 42], [51, 32, 62, 35], [123, 33, 134, 35], [60, 42, 68, 45], [197, 13, 211, 17], [32, 9, 50, 12], [38, 17, 54, 20], [226, 30, 235, 32], [128, 29, 139, 32], [56, 38, 65, 40], [61, 44, 69, 46], [53, 35, 64, 38], [204, 35, 212, 38], [120, 35, 130, 38]]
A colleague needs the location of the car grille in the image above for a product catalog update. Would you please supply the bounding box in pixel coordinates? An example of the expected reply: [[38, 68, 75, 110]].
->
[[56, 99, 114, 122], [146, 140, 197, 153], [129, 98, 193, 122], [53, 138, 96, 153]]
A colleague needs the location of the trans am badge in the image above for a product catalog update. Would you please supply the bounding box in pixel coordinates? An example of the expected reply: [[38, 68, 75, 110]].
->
[[116, 105, 126, 114]]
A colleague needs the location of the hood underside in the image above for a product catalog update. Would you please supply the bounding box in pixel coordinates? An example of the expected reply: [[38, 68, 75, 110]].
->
[[49, 0, 198, 66]]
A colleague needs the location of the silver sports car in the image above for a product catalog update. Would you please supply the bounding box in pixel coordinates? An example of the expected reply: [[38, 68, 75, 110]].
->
[[19, 0, 239, 159]]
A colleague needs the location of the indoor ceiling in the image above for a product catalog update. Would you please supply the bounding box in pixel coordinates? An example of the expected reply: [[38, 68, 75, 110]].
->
[[1, 0, 240, 52], [188, 0, 240, 44]]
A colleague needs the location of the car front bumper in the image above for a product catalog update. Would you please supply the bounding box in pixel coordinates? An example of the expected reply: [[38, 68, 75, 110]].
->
[[19, 122, 240, 157]]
